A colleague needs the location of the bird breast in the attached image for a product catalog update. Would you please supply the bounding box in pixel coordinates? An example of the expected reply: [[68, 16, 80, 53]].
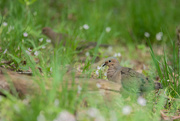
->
[[107, 66, 121, 83]]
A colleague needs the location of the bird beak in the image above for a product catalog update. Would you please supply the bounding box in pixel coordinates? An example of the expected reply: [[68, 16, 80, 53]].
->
[[102, 63, 106, 67]]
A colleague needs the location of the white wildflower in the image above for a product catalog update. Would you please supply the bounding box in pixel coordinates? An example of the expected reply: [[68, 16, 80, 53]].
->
[[3, 49, 7, 54], [50, 67, 52, 72], [156, 32, 163, 41], [28, 48, 32, 52], [105, 27, 111, 33], [23, 32, 28, 37], [122, 106, 132, 115], [144, 32, 150, 38], [83, 24, 89, 30], [3, 22, 8, 26], [87, 108, 99, 118], [34, 51, 39, 56], [39, 38, 43, 42], [167, 79, 169, 82], [137, 97, 146, 106], [42, 46, 46, 49], [37, 112, 46, 121], [96, 83, 101, 88], [77, 85, 82, 94], [18, 46, 20, 50], [97, 66, 101, 70], [104, 73, 107, 77], [54, 99, 59, 107], [117, 53, 121, 57], [114, 52, 121, 57], [46, 39, 51, 43], [95, 70, 99, 76], [53, 111, 76, 121], [85, 52, 90, 57], [26, 50, 31, 55]]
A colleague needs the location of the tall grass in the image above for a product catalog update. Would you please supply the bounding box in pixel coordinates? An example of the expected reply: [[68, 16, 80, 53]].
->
[[0, 0, 180, 120], [147, 33, 180, 98]]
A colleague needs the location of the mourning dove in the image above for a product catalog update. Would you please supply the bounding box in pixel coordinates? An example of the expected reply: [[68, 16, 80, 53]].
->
[[103, 57, 162, 93], [42, 27, 109, 49]]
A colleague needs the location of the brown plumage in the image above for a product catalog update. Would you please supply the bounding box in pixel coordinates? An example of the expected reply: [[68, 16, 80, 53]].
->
[[103, 57, 162, 93]]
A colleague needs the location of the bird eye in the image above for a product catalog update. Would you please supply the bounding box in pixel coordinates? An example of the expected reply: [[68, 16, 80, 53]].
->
[[109, 60, 111, 62]]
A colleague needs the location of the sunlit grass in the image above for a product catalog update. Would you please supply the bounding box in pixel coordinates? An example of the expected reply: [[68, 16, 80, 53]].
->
[[0, 0, 180, 120]]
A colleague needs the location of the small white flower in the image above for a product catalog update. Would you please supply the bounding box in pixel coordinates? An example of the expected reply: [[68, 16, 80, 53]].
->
[[28, 48, 32, 52], [50, 67, 52, 72], [85, 52, 90, 56], [37, 112, 46, 121], [137, 97, 146, 106], [26, 50, 31, 55], [144, 32, 150, 38], [42, 46, 46, 49], [114, 52, 121, 57], [77, 85, 82, 94], [87, 108, 99, 118], [18, 46, 20, 50], [39, 38, 43, 42], [156, 32, 163, 41], [34, 51, 39, 56], [53, 111, 76, 121], [95, 70, 99, 76], [167, 80, 169, 82], [108, 46, 113, 52], [104, 73, 107, 77], [54, 99, 59, 107], [122, 106, 132, 115], [23, 32, 28, 37], [3, 49, 7, 54], [3, 22, 8, 26], [83, 24, 89, 30], [97, 66, 101, 70], [96, 83, 101, 88], [105, 27, 111, 33], [46, 39, 51, 43], [117, 53, 121, 57]]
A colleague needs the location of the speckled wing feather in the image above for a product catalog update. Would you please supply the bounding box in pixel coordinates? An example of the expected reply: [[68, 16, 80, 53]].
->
[[119, 67, 153, 93]]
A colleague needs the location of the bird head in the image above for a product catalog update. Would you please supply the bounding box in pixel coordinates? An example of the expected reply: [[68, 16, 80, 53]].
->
[[42, 27, 56, 39], [102, 57, 120, 67], [42, 27, 52, 34]]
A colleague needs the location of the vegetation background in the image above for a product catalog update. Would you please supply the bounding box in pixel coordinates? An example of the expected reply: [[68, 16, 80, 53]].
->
[[0, 0, 180, 121]]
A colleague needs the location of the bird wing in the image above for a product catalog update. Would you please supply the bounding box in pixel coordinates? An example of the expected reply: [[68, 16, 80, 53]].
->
[[119, 67, 153, 92]]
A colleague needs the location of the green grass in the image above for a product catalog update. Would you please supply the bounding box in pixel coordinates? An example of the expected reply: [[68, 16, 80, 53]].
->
[[148, 35, 180, 98], [0, 0, 180, 121]]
